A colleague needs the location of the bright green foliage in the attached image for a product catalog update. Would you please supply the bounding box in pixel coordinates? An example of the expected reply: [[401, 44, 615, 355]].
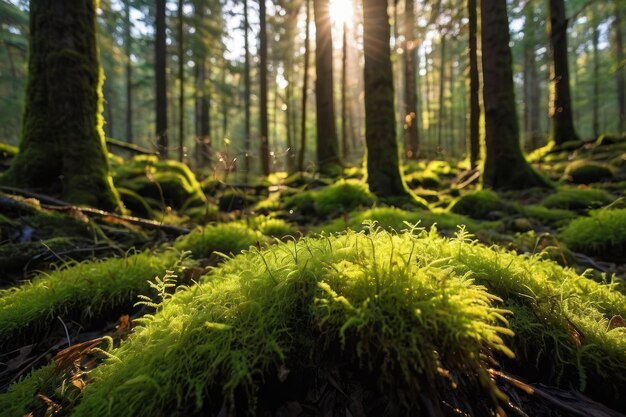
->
[[560, 209, 626, 261], [112, 156, 206, 211], [318, 207, 483, 234], [564, 161, 614, 184], [449, 190, 509, 219], [314, 180, 376, 216], [404, 170, 442, 189], [245, 216, 298, 238], [174, 223, 261, 258], [285, 180, 377, 217], [0, 250, 178, 350], [0, 142, 17, 159], [0, 366, 56, 417], [542, 187, 614, 211], [66, 228, 515, 416]]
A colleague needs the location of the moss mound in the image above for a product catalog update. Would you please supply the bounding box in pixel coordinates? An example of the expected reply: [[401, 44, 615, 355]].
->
[[174, 222, 261, 259], [449, 190, 509, 219], [560, 209, 626, 261], [404, 170, 442, 189], [564, 161, 614, 184], [285, 180, 376, 218], [245, 216, 298, 238], [542, 187, 614, 211], [112, 156, 206, 212], [218, 189, 257, 212], [6, 227, 625, 415], [0, 250, 178, 351]]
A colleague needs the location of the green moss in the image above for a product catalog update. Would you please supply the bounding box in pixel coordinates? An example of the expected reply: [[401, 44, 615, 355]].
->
[[0, 365, 56, 417], [449, 190, 510, 219], [404, 170, 442, 189], [0, 142, 18, 158], [542, 187, 614, 211], [117, 187, 154, 218], [174, 223, 261, 259], [65, 229, 515, 416], [564, 161, 614, 184], [245, 216, 298, 238], [314, 180, 376, 216], [595, 134, 625, 147], [560, 209, 626, 261], [317, 207, 485, 234], [518, 204, 577, 226], [0, 250, 178, 350]]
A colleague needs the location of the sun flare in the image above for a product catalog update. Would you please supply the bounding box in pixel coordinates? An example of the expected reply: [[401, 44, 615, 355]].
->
[[329, 0, 354, 27]]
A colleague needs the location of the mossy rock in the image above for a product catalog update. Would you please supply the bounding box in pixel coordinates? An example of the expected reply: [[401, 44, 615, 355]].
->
[[542, 187, 614, 211], [404, 170, 442, 189], [217, 189, 257, 212], [174, 222, 261, 259], [564, 161, 614, 184], [314, 180, 376, 216], [560, 208, 626, 261], [449, 189, 510, 220]]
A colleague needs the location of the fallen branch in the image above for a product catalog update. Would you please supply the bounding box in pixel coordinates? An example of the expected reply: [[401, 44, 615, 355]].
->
[[0, 187, 190, 235], [106, 138, 155, 155]]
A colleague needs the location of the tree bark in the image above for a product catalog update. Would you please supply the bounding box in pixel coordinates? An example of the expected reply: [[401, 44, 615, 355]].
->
[[193, 0, 211, 169], [614, 0, 625, 133], [523, 1, 541, 150], [259, 0, 270, 175], [591, 5, 599, 138], [124, 0, 133, 144], [341, 22, 349, 160], [362, 0, 410, 198], [156, 0, 168, 158], [298, 0, 311, 172], [243, 0, 251, 177], [314, 0, 341, 175], [177, 0, 185, 162], [403, 0, 419, 160], [481, 0, 550, 189], [1, 0, 121, 210], [468, 0, 480, 168], [437, 34, 446, 150], [547, 0, 578, 144]]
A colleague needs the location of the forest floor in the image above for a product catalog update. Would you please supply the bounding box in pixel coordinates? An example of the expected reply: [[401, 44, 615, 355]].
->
[[0, 135, 625, 417]]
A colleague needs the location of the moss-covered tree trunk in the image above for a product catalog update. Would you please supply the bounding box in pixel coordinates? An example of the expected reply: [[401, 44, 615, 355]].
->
[[481, 0, 550, 189], [2, 0, 121, 210], [362, 0, 410, 198], [259, 0, 271, 176], [314, 0, 341, 175], [547, 0, 578, 145], [614, 1, 625, 133]]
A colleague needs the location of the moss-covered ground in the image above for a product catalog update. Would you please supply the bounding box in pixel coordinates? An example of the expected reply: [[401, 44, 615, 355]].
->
[[0, 136, 625, 416]]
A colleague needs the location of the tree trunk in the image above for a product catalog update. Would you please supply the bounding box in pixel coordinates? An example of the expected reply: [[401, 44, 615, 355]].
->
[[403, 0, 419, 159], [437, 34, 446, 151], [362, 0, 410, 198], [481, 0, 550, 189], [156, 0, 168, 158], [259, 0, 270, 175], [177, 0, 185, 162], [341, 22, 349, 160], [298, 0, 311, 172], [591, 5, 599, 138], [468, 0, 480, 168], [424, 48, 432, 147], [614, 0, 625, 133], [2, 0, 121, 210], [547, 0, 578, 144], [523, 1, 541, 150], [124, 0, 133, 144], [314, 0, 341, 175], [243, 0, 251, 178]]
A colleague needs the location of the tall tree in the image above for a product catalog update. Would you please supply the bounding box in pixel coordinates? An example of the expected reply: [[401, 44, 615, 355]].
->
[[481, 0, 550, 189], [193, 0, 211, 168], [362, 0, 410, 198], [2, 0, 121, 210], [614, 0, 625, 133], [437, 33, 446, 150], [124, 0, 133, 143], [523, 1, 541, 150], [341, 21, 349, 160], [547, 0, 578, 144], [156, 0, 168, 157], [260, 0, 270, 175], [298, 0, 311, 172], [468, 0, 480, 167], [590, 4, 599, 138], [177, 0, 185, 162], [243, 0, 251, 176], [314, 0, 341, 174], [403, 0, 419, 159]]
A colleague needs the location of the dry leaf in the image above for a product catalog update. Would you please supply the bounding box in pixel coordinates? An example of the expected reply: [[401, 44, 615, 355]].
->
[[607, 315, 626, 331]]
